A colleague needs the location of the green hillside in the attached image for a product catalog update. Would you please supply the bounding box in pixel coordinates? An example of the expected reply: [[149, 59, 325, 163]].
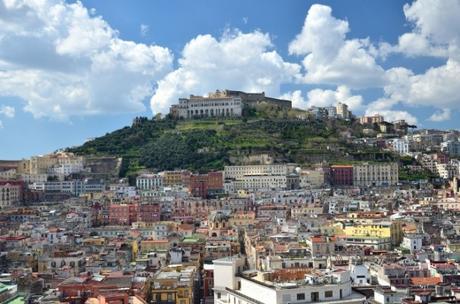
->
[[68, 113, 391, 177]]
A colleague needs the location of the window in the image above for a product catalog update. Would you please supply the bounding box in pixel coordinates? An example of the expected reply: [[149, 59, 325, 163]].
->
[[311, 292, 319, 302], [325, 291, 333, 298], [297, 293, 305, 300]]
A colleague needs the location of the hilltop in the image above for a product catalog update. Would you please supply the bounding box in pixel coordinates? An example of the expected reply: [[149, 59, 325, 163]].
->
[[68, 109, 395, 178]]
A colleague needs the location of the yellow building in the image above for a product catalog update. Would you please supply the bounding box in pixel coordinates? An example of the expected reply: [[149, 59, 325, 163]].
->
[[160, 170, 190, 186], [140, 239, 171, 254], [336, 220, 402, 248], [82, 237, 106, 246], [148, 264, 196, 304], [132, 240, 139, 261]]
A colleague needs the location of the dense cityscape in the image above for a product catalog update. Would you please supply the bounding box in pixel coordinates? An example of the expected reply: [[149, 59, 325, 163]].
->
[[1, 0, 460, 304], [1, 89, 460, 304]]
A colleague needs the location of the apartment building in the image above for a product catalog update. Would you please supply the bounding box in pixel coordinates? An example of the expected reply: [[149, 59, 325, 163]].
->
[[353, 162, 398, 187], [136, 173, 164, 190], [108, 203, 138, 225], [337, 220, 402, 249], [149, 265, 197, 304], [392, 138, 410, 155], [189, 171, 224, 198], [299, 169, 325, 188], [360, 114, 384, 125], [43, 179, 105, 196], [330, 165, 353, 186], [18, 152, 83, 175], [160, 170, 191, 186], [436, 163, 457, 179], [213, 255, 365, 304], [224, 164, 297, 180], [0, 181, 23, 208], [441, 140, 460, 157], [230, 175, 288, 192], [336, 102, 350, 119]]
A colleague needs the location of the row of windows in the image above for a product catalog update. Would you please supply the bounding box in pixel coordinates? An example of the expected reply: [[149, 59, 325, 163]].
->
[[189, 101, 240, 107]]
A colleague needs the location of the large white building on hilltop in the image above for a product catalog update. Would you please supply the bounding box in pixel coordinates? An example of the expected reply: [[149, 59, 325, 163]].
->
[[170, 94, 243, 119], [169, 89, 293, 119]]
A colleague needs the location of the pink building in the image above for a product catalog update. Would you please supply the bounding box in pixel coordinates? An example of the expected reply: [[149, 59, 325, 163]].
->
[[109, 203, 138, 225], [138, 203, 161, 223]]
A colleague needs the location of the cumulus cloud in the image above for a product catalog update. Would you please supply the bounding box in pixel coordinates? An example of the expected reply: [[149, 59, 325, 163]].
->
[[0, 105, 15, 118], [371, 0, 460, 123], [429, 109, 451, 122], [0, 0, 173, 119], [289, 4, 384, 88], [279, 90, 306, 110], [401, 0, 460, 59], [150, 30, 301, 114], [306, 86, 363, 111], [365, 98, 418, 125]]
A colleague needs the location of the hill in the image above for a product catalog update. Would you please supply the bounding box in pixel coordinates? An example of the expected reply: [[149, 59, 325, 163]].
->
[[68, 113, 393, 177]]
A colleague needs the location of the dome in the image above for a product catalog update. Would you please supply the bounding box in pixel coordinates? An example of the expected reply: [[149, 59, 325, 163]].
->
[[208, 210, 229, 222]]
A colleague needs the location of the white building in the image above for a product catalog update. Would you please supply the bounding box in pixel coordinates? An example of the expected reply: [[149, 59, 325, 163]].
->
[[348, 260, 370, 286], [436, 163, 457, 179], [213, 255, 366, 304], [353, 162, 399, 187], [374, 287, 405, 304], [401, 234, 423, 253], [49, 162, 84, 176], [392, 139, 410, 155], [171, 94, 243, 119], [326, 106, 337, 118], [43, 179, 104, 196], [299, 170, 325, 188], [0, 168, 16, 180], [20, 174, 48, 184], [230, 175, 288, 191], [224, 164, 297, 180], [136, 173, 163, 190], [336, 103, 350, 120], [441, 140, 460, 157]]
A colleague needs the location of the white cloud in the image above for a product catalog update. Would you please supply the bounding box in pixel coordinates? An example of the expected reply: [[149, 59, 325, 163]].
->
[[0, 105, 15, 118], [376, 0, 460, 59], [380, 60, 460, 119], [289, 4, 384, 88], [365, 98, 418, 125], [140, 24, 149, 37], [150, 30, 300, 114], [402, 0, 460, 59], [0, 0, 173, 119], [306, 85, 363, 111], [371, 0, 460, 123], [279, 90, 306, 110], [429, 109, 451, 122]]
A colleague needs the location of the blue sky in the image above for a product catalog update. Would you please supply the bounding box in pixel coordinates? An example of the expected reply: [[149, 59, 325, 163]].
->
[[0, 0, 459, 159]]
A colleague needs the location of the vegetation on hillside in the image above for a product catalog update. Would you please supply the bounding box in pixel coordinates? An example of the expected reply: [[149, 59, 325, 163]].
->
[[68, 107, 389, 177], [398, 155, 437, 181]]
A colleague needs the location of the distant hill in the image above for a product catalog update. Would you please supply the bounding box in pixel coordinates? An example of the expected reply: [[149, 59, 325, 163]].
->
[[68, 111, 393, 177]]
